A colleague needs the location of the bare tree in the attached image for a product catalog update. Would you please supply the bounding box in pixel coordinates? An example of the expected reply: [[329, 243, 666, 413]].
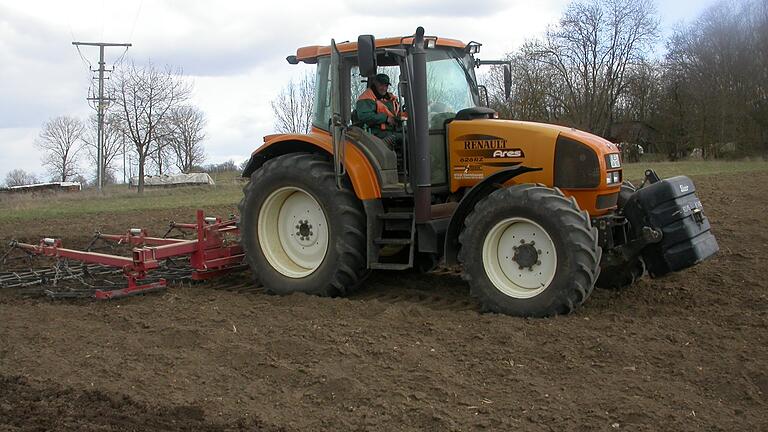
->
[[111, 60, 191, 193], [204, 160, 238, 173], [483, 0, 767, 160], [167, 105, 207, 173], [35, 116, 85, 182], [484, 46, 565, 122], [147, 134, 176, 175], [271, 72, 315, 134], [3, 169, 39, 187], [661, 0, 768, 157], [81, 113, 125, 183], [531, 0, 659, 135]]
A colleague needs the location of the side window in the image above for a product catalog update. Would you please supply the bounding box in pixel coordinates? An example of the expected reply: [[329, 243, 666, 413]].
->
[[349, 65, 401, 110], [312, 57, 331, 130]]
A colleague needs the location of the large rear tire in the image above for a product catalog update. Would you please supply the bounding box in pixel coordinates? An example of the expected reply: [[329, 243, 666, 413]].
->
[[238, 153, 367, 296], [459, 184, 600, 317]]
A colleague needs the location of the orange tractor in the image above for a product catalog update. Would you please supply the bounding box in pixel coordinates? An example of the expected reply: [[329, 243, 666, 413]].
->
[[238, 27, 718, 317]]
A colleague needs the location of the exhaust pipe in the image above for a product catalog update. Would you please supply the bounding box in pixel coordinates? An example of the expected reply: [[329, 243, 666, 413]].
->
[[411, 26, 431, 224]]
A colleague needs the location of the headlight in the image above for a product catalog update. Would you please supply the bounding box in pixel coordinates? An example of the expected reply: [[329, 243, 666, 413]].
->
[[606, 170, 622, 185], [554, 136, 600, 188]]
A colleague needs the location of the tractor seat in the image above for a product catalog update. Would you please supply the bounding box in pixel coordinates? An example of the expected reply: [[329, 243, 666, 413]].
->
[[345, 126, 399, 187]]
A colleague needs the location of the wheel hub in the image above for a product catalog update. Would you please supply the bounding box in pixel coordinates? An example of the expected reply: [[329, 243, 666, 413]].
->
[[512, 241, 540, 269], [295, 219, 315, 245]]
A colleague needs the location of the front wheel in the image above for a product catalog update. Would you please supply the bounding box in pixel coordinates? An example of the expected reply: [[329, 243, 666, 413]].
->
[[459, 185, 600, 317]]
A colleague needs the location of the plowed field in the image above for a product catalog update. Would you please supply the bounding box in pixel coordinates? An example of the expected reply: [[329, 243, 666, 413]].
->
[[1, 172, 766, 431]]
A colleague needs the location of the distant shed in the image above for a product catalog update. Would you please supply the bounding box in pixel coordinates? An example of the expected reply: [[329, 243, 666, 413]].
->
[[129, 173, 216, 188], [0, 181, 82, 195]]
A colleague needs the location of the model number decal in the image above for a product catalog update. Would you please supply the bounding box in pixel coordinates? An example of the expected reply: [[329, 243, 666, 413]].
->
[[459, 157, 484, 163]]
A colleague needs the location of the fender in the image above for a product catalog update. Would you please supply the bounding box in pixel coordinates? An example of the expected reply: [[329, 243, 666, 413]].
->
[[241, 132, 382, 200], [443, 165, 542, 266]]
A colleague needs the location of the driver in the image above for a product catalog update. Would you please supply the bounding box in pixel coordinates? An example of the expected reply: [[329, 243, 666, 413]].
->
[[355, 73, 403, 146]]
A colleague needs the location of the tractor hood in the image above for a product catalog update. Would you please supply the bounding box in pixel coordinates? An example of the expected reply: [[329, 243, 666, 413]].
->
[[493, 119, 620, 154], [446, 118, 623, 214], [447, 118, 620, 165]]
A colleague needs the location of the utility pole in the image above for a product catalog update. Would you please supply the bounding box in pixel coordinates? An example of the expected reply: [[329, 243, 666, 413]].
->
[[72, 41, 132, 191], [122, 134, 127, 184]]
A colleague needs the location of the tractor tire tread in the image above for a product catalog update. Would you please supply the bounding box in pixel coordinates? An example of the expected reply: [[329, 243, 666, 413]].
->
[[458, 184, 600, 317], [238, 152, 367, 297]]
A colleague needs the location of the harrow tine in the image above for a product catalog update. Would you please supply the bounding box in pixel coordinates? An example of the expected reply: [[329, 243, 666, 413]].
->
[[0, 242, 16, 265]]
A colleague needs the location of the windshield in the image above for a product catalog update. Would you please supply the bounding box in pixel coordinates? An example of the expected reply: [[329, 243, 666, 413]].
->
[[426, 49, 479, 128], [312, 48, 480, 131]]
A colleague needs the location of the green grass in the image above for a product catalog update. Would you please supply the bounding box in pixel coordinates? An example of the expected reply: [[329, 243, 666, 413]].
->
[[622, 159, 768, 181], [0, 175, 246, 223], [1, 161, 766, 223]]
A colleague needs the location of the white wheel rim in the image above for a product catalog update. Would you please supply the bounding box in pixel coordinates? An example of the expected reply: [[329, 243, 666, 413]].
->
[[257, 186, 329, 278], [482, 217, 557, 299]]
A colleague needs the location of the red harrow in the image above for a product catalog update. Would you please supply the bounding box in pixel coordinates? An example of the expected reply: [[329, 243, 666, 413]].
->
[[2, 210, 245, 299]]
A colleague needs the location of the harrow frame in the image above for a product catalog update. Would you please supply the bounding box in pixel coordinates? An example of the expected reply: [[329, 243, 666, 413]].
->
[[6, 210, 244, 299]]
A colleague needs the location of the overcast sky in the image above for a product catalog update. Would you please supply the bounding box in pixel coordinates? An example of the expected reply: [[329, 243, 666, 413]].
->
[[0, 0, 719, 182]]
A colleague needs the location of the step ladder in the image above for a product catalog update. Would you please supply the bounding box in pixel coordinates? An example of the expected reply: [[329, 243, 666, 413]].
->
[[370, 211, 415, 270]]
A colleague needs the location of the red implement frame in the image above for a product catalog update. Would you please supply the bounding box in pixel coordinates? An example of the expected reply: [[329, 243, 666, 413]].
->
[[13, 210, 244, 299]]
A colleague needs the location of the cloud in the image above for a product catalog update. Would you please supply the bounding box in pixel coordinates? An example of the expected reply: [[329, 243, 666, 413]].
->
[[0, 6, 94, 129], [341, 0, 511, 17], [0, 0, 564, 181], [0, 0, 713, 183], [0, 128, 47, 180]]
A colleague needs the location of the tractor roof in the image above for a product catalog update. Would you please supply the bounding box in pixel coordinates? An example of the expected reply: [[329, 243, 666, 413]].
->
[[294, 36, 466, 64]]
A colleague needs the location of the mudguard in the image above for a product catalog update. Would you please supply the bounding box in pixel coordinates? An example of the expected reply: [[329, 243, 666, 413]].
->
[[241, 133, 382, 200], [443, 165, 541, 266]]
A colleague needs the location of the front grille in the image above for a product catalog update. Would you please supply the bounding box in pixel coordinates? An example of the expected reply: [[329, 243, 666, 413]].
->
[[554, 136, 600, 188], [596, 193, 619, 209]]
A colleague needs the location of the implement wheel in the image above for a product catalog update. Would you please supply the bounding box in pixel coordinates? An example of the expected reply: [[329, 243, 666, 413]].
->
[[238, 153, 367, 296], [459, 184, 600, 317]]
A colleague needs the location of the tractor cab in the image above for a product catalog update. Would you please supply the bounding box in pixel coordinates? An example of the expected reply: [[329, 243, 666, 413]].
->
[[288, 31, 508, 194]]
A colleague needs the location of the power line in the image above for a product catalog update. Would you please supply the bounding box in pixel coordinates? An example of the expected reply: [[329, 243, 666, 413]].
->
[[75, 45, 93, 69], [112, 45, 130, 69], [72, 41, 132, 191], [128, 0, 145, 42]]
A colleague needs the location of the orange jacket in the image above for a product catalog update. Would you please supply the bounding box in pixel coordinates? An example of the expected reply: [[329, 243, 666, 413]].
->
[[357, 88, 401, 130]]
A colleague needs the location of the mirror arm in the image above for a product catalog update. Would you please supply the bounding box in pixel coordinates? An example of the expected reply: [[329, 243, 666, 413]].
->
[[475, 59, 511, 67]]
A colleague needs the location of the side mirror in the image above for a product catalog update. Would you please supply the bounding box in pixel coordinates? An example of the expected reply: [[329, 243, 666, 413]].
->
[[503, 65, 512, 100], [358, 35, 377, 78]]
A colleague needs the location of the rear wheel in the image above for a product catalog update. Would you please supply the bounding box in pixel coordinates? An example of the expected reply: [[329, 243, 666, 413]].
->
[[238, 153, 367, 296], [459, 184, 600, 317]]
